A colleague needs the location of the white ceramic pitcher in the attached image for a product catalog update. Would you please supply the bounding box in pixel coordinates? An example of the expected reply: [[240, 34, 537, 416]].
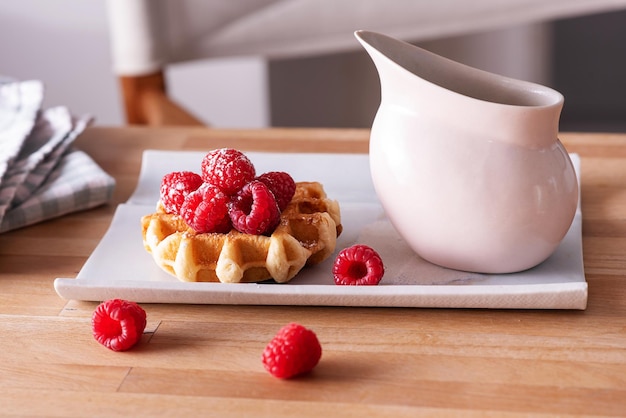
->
[[355, 30, 579, 274]]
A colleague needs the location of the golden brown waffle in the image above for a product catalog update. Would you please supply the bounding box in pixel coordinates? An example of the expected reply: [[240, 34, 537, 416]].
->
[[141, 182, 342, 283]]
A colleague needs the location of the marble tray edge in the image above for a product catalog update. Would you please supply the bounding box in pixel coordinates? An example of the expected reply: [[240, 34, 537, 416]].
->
[[54, 278, 588, 310]]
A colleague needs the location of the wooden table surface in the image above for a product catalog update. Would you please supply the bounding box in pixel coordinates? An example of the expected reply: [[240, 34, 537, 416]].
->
[[1, 126, 625, 417]]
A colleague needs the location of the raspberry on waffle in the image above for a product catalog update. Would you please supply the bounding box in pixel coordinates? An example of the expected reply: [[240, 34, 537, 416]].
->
[[141, 182, 342, 284]]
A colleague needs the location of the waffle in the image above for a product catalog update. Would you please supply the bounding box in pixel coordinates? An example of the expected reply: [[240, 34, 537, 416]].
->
[[141, 181, 342, 283]]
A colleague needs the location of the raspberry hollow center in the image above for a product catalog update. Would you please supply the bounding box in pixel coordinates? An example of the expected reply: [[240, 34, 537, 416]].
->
[[240, 197, 253, 215], [100, 316, 122, 338], [348, 261, 368, 279]]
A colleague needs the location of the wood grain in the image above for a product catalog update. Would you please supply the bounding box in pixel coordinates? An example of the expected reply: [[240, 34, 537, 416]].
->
[[118, 72, 206, 126], [1, 127, 626, 416]]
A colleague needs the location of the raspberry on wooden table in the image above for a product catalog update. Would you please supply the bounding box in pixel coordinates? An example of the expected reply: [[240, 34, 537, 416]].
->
[[262, 323, 322, 379], [180, 183, 232, 233], [333, 244, 385, 285], [92, 299, 147, 352], [229, 180, 281, 235], [201, 148, 256, 195], [256, 171, 296, 211], [159, 171, 203, 214]]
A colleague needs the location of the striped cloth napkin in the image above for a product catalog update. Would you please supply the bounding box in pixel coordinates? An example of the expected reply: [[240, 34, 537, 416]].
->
[[0, 79, 115, 233]]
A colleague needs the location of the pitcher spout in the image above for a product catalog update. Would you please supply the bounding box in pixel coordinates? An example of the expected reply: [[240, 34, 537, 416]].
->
[[354, 30, 563, 148]]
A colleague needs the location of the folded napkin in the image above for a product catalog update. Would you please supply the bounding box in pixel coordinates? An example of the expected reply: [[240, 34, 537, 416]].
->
[[0, 79, 115, 233]]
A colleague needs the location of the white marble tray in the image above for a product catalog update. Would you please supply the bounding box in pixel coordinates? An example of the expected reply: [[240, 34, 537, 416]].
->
[[54, 150, 587, 309]]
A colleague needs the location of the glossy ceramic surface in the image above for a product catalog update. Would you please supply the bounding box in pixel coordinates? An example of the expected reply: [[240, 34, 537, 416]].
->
[[356, 30, 579, 273]]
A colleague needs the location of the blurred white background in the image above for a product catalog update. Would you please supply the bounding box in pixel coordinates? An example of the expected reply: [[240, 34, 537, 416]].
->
[[1, 0, 625, 130], [0, 0, 271, 127]]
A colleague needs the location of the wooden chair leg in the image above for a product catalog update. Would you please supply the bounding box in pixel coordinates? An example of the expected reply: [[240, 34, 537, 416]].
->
[[118, 71, 206, 126]]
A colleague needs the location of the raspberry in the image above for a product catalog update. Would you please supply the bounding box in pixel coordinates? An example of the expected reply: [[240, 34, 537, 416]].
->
[[180, 183, 231, 233], [92, 299, 147, 352], [262, 323, 322, 379], [201, 148, 256, 195], [332, 244, 385, 285], [229, 180, 280, 235], [256, 171, 296, 211], [159, 171, 203, 214]]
